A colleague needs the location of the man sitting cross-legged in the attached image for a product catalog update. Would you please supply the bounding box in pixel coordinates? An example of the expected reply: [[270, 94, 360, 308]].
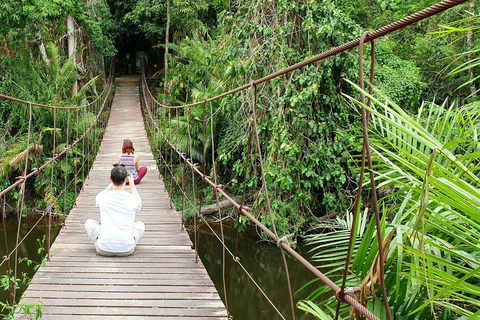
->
[[85, 166, 145, 256]]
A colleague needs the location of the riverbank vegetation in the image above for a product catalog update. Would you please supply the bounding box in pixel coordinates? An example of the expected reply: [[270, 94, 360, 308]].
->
[[0, 1, 115, 317], [1, 0, 480, 319], [0, 0, 115, 216], [140, 0, 473, 237], [129, 0, 480, 319]]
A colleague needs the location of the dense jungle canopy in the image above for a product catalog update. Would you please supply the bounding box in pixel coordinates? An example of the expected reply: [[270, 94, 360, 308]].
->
[[1, 0, 480, 319]]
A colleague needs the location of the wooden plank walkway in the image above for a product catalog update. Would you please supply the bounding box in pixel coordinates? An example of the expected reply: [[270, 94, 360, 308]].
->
[[16, 77, 228, 319]]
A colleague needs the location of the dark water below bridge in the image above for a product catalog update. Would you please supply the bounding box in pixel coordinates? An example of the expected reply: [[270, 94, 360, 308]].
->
[[0, 215, 61, 316], [187, 221, 327, 320], [1, 216, 327, 319]]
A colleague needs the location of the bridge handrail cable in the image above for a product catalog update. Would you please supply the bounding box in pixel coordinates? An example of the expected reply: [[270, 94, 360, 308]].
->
[[140, 1, 468, 319], [0, 59, 115, 306], [146, 0, 467, 110]]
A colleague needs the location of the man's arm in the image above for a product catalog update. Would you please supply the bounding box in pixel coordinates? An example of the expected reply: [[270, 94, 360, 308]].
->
[[105, 182, 114, 191], [128, 173, 138, 194]]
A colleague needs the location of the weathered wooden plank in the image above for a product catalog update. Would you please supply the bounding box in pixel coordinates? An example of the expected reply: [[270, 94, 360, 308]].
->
[[62, 221, 184, 226], [29, 277, 216, 286], [25, 284, 219, 293], [37, 260, 203, 267], [30, 267, 209, 275], [45, 250, 195, 258], [17, 316, 227, 320], [52, 227, 189, 234], [18, 307, 227, 316], [30, 272, 211, 280], [16, 314, 227, 320], [20, 298, 225, 308], [50, 237, 193, 245], [22, 291, 221, 300], [49, 244, 196, 252]]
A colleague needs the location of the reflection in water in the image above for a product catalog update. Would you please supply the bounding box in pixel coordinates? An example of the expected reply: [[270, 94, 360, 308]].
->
[[188, 222, 328, 320], [0, 215, 61, 315]]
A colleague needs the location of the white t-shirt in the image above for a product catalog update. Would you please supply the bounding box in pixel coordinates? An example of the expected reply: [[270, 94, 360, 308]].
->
[[95, 190, 142, 253]]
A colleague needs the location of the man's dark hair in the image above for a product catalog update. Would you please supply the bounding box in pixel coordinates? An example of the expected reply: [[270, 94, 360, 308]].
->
[[111, 166, 128, 186]]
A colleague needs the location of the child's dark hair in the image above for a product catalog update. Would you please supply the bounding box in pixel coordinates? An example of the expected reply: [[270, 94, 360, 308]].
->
[[111, 166, 128, 186]]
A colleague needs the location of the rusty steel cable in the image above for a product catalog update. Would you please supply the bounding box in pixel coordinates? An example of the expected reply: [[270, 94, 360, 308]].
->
[[210, 100, 230, 317], [0, 81, 114, 199], [198, 213, 287, 320], [175, 105, 185, 230], [186, 106, 199, 263], [359, 34, 394, 320], [142, 69, 380, 320], [228, 224, 240, 313], [86, 108, 91, 192], [46, 108, 58, 261], [232, 127, 254, 315], [335, 32, 389, 320], [82, 107, 86, 187], [358, 38, 394, 320], [29, 119, 41, 182], [0, 82, 107, 110], [0, 67, 113, 307], [198, 103, 206, 250], [0, 213, 45, 270], [169, 107, 174, 209], [141, 72, 381, 320], [336, 33, 373, 319], [74, 109, 79, 206], [140, 75, 294, 320], [63, 108, 70, 227], [240, 131, 253, 210], [12, 102, 33, 303], [163, 108, 168, 193], [202, 102, 207, 183], [139, 2, 470, 316], [250, 82, 296, 319], [146, 0, 469, 111], [1, 194, 14, 304]]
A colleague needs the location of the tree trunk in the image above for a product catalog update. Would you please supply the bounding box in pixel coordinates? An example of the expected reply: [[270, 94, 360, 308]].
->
[[199, 196, 243, 216], [67, 15, 78, 96], [37, 32, 51, 68], [468, 0, 476, 97], [163, 0, 170, 104]]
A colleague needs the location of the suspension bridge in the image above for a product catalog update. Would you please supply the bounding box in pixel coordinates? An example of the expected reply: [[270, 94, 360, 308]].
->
[[0, 1, 472, 319], [14, 77, 228, 319]]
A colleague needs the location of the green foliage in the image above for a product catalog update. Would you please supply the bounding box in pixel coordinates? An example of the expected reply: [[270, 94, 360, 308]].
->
[[216, 0, 361, 230], [1, 266, 42, 319], [82, 1, 116, 58], [152, 0, 368, 236], [0, 274, 19, 292], [0, 0, 115, 59], [334, 1, 473, 104], [122, 0, 215, 45], [122, 0, 167, 44], [0, 295, 43, 320], [373, 42, 425, 109], [300, 83, 480, 318], [0, 9, 111, 216], [432, 13, 480, 100], [147, 0, 435, 238]]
